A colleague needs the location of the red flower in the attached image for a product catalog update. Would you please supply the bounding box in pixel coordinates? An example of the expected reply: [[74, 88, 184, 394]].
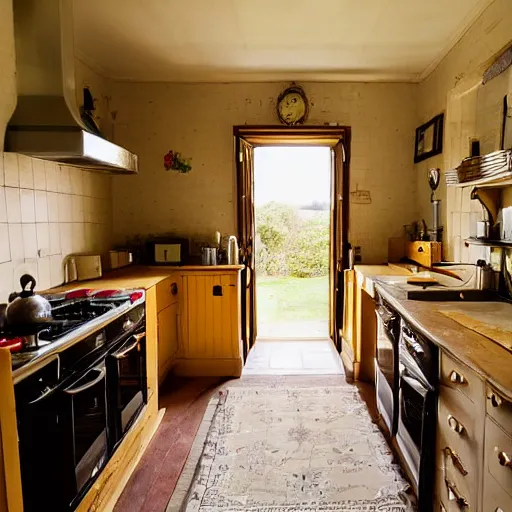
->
[[164, 150, 174, 170]]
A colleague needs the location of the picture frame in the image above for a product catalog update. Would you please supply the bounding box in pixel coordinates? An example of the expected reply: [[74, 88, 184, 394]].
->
[[414, 113, 444, 163]]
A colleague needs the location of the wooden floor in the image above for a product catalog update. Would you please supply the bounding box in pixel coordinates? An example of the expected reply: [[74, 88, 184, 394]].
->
[[115, 374, 377, 512]]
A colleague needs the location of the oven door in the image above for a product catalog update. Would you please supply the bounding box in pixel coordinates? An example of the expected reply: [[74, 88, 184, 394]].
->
[[397, 367, 436, 510], [107, 330, 147, 449], [63, 362, 109, 504], [375, 304, 399, 435]]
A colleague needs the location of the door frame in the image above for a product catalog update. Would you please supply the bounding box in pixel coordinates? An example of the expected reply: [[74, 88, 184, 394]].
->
[[234, 125, 351, 358]]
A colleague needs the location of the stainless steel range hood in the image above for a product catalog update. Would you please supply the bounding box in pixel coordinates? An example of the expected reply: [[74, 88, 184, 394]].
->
[[5, 0, 138, 174]]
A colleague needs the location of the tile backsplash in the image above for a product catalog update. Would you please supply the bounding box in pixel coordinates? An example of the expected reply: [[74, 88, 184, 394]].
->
[[0, 153, 113, 302]]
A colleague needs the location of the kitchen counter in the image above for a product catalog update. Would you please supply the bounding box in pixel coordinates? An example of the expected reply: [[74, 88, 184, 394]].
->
[[375, 280, 512, 401], [47, 264, 244, 293]]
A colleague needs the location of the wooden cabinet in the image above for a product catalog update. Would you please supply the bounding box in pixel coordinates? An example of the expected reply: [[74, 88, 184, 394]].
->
[[175, 270, 243, 377], [155, 276, 181, 384], [157, 302, 179, 384]]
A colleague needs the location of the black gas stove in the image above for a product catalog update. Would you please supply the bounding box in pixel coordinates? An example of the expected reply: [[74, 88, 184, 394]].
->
[[11, 288, 147, 512]]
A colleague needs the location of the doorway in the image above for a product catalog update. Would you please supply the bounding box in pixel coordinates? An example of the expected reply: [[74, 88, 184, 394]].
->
[[254, 146, 331, 339], [234, 126, 351, 372]]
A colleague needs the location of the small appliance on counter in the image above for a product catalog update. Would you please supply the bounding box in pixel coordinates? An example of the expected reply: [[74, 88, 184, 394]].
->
[[109, 250, 133, 270], [227, 235, 239, 265], [64, 254, 102, 283], [147, 237, 190, 265]]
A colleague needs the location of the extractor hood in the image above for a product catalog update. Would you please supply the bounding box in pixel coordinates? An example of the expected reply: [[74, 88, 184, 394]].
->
[[5, 0, 138, 174]]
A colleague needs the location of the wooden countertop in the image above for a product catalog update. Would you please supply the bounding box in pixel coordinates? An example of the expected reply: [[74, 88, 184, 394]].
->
[[47, 265, 244, 293], [375, 282, 512, 401]]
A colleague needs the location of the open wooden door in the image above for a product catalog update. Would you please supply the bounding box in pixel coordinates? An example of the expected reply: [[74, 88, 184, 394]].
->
[[329, 139, 349, 351], [236, 136, 256, 360]]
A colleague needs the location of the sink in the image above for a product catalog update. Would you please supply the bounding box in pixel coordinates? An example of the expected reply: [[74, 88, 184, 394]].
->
[[406, 288, 501, 301]]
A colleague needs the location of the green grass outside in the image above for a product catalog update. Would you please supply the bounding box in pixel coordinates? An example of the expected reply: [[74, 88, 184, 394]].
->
[[256, 276, 329, 323]]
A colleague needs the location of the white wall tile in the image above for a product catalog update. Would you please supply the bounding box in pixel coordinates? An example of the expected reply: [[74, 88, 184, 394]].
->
[[3, 153, 19, 187], [58, 166, 71, 194], [0, 188, 7, 223], [83, 171, 93, 197], [70, 169, 83, 195], [45, 161, 58, 192], [60, 223, 73, 257], [0, 224, 10, 263], [72, 195, 84, 222], [0, 152, 4, 187], [20, 189, 35, 223], [32, 159, 46, 190], [49, 223, 61, 255], [50, 254, 63, 287], [72, 223, 85, 253], [58, 194, 72, 220], [37, 257, 51, 291], [22, 224, 37, 258], [18, 155, 33, 189], [14, 259, 38, 286], [35, 190, 48, 222], [5, 187, 21, 223], [8, 224, 24, 260], [0, 262, 14, 303], [47, 192, 59, 222], [36, 223, 50, 257]]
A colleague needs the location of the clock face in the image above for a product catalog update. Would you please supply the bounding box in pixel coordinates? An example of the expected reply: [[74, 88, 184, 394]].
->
[[277, 88, 308, 125]]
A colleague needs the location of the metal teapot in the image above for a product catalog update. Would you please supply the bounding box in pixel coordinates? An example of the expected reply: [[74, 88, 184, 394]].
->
[[6, 274, 52, 328]]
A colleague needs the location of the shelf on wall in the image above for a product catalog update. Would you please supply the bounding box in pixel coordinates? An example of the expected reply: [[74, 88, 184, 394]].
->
[[465, 238, 512, 248], [452, 176, 512, 189]]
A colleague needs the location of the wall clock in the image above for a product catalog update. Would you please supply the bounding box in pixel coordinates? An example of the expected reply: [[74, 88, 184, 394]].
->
[[277, 85, 308, 125]]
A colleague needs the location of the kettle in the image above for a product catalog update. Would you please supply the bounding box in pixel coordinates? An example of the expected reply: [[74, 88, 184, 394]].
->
[[227, 236, 239, 265], [6, 274, 52, 328]]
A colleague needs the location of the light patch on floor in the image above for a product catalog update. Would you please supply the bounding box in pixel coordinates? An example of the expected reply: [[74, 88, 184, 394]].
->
[[243, 338, 344, 375]]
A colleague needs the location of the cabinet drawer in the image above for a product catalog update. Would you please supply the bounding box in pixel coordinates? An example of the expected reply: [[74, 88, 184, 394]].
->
[[440, 352, 484, 404], [438, 385, 481, 467], [156, 277, 179, 312], [483, 468, 512, 512], [485, 417, 512, 502], [486, 386, 512, 435]]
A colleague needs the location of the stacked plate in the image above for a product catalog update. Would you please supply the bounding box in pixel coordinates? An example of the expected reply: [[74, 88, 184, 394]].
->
[[446, 149, 512, 185]]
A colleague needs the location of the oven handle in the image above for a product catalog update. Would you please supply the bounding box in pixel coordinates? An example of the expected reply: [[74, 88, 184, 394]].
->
[[64, 367, 106, 395], [112, 332, 145, 360]]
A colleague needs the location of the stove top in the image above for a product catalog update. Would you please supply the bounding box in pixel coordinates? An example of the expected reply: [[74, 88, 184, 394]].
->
[[2, 289, 145, 378]]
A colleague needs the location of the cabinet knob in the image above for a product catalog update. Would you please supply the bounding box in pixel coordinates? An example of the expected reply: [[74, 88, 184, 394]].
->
[[445, 480, 468, 509], [487, 392, 503, 408], [170, 283, 178, 296], [447, 415, 465, 435], [449, 371, 466, 385], [497, 450, 512, 469]]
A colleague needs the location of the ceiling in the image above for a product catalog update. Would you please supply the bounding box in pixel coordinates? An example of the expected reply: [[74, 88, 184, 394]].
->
[[73, 0, 493, 83]]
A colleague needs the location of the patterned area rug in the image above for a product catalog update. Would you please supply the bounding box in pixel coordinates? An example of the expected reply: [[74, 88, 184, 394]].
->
[[169, 386, 415, 511]]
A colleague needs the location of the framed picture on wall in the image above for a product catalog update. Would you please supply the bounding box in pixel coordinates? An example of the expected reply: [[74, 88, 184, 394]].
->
[[414, 113, 444, 163]]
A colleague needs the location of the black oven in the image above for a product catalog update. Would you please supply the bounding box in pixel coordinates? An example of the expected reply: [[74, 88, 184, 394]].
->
[[15, 351, 110, 511], [375, 296, 400, 436], [107, 328, 147, 449], [64, 362, 109, 505], [396, 321, 438, 512], [14, 302, 147, 511]]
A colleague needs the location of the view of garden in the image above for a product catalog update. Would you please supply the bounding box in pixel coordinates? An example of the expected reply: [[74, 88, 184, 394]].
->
[[254, 147, 331, 339]]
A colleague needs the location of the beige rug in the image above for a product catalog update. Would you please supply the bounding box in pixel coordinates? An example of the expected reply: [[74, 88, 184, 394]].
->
[[168, 385, 414, 511]]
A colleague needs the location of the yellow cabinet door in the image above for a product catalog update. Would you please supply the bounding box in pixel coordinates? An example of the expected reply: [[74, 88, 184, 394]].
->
[[157, 302, 179, 383], [181, 273, 240, 360]]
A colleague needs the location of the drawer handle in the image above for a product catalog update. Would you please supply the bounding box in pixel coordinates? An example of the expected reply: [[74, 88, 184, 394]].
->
[[487, 391, 503, 408], [443, 447, 468, 476], [445, 480, 469, 509], [170, 283, 178, 296], [449, 371, 466, 385], [497, 450, 512, 469], [447, 415, 465, 435]]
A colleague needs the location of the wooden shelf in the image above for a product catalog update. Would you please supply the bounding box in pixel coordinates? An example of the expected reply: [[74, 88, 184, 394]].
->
[[465, 238, 512, 248], [452, 176, 512, 188]]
